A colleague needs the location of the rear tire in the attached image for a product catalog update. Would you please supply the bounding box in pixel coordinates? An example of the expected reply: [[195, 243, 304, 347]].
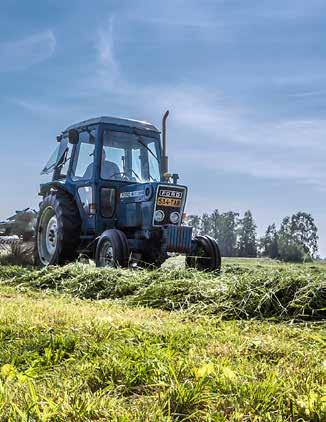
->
[[186, 235, 221, 271], [34, 191, 81, 266], [95, 229, 129, 268]]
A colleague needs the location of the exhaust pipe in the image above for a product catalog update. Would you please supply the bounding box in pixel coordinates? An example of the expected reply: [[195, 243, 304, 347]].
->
[[162, 110, 170, 178]]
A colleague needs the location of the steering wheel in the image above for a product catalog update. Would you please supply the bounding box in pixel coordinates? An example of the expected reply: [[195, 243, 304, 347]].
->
[[109, 171, 130, 181]]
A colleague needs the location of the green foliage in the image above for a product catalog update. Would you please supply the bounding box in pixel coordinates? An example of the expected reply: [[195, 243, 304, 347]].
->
[[212, 210, 239, 257], [260, 212, 319, 262], [261, 223, 279, 259], [237, 210, 257, 257], [277, 234, 306, 263], [280, 212, 318, 257], [189, 210, 319, 261], [189, 210, 243, 257]]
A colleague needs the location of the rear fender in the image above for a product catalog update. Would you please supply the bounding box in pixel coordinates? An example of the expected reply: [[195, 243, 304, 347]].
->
[[39, 181, 75, 198], [39, 182, 88, 233]]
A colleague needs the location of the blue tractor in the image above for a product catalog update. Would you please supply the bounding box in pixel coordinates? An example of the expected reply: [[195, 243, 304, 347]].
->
[[35, 112, 221, 270]]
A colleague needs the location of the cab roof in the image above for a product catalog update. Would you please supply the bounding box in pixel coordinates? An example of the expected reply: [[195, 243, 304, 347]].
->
[[64, 116, 160, 133]]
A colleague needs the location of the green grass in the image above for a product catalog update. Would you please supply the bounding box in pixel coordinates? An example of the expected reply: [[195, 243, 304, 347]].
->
[[0, 259, 325, 420]]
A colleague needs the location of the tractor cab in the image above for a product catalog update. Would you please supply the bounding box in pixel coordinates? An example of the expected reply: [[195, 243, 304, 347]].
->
[[36, 114, 221, 270], [41, 116, 163, 184], [41, 117, 163, 226]]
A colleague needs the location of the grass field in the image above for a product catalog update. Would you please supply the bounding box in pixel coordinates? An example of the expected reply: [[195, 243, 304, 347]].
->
[[0, 258, 325, 420]]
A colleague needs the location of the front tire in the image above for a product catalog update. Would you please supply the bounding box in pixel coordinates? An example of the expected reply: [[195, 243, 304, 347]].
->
[[95, 229, 129, 268], [186, 235, 221, 271], [35, 191, 81, 266]]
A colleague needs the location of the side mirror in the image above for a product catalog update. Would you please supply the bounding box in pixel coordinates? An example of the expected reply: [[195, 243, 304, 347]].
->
[[68, 129, 79, 144], [172, 173, 179, 185]]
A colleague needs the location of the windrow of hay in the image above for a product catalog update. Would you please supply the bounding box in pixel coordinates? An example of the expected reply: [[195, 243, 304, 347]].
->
[[0, 241, 34, 266], [0, 262, 325, 321]]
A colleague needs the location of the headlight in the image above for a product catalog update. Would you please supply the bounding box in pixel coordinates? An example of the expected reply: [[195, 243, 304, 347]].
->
[[170, 212, 180, 224], [154, 210, 165, 223]]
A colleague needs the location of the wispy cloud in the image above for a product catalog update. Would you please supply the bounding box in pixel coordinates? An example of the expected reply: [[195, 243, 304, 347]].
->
[[9, 98, 59, 115], [11, 15, 326, 193], [258, 0, 325, 20], [90, 18, 326, 192], [290, 90, 326, 98], [0, 30, 56, 72], [131, 15, 219, 29], [95, 17, 120, 89]]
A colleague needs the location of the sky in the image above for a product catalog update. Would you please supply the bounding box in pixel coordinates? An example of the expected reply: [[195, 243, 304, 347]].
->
[[0, 0, 325, 256]]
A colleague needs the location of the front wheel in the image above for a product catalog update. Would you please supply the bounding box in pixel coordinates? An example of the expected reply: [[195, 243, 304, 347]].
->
[[95, 229, 129, 268], [186, 235, 221, 271]]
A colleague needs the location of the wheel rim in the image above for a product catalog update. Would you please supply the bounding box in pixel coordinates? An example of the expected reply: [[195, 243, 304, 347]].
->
[[193, 243, 212, 270], [187, 236, 219, 271], [98, 239, 115, 267], [37, 207, 58, 266]]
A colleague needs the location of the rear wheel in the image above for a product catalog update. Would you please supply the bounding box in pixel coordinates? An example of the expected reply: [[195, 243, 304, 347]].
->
[[186, 235, 221, 271], [95, 229, 129, 268], [35, 191, 81, 266]]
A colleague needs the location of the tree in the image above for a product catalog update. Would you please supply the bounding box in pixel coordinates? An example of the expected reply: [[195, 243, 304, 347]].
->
[[279, 212, 318, 258], [209, 209, 221, 240], [188, 215, 201, 236], [201, 213, 212, 237], [277, 235, 305, 263], [237, 210, 257, 257], [261, 223, 279, 259], [186, 209, 319, 262], [215, 211, 239, 257]]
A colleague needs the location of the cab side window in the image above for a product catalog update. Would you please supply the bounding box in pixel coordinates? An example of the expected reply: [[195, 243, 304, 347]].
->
[[59, 137, 72, 178], [72, 128, 97, 180]]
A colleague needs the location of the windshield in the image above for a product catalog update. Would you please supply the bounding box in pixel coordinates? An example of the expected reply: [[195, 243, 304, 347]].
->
[[41, 138, 69, 176], [101, 130, 161, 182]]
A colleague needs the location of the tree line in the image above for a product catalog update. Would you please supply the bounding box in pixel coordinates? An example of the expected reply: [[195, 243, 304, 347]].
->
[[188, 210, 319, 262]]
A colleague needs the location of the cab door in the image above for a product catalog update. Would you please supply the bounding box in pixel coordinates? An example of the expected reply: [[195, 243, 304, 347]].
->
[[94, 126, 122, 235], [70, 126, 97, 235]]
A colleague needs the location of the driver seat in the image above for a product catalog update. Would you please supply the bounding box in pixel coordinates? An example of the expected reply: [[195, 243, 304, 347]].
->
[[102, 161, 121, 179], [83, 161, 121, 180]]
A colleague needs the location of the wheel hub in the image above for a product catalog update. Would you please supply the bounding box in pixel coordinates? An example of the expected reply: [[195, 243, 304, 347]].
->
[[99, 240, 114, 267], [46, 216, 58, 253], [37, 207, 58, 266]]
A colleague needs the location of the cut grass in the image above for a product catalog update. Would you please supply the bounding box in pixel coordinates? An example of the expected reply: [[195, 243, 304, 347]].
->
[[0, 287, 324, 420], [0, 258, 325, 420], [0, 259, 325, 320]]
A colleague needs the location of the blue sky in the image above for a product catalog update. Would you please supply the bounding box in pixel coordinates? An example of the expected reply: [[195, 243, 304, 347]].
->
[[0, 0, 325, 255]]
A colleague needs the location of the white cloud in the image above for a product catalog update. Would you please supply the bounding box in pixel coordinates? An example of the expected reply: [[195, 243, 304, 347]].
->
[[161, 90, 326, 188], [0, 30, 56, 72]]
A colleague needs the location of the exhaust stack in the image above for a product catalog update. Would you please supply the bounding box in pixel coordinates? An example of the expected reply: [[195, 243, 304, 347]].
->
[[162, 110, 170, 178]]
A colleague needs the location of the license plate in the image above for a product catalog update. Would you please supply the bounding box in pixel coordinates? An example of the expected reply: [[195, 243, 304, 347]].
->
[[157, 197, 182, 207]]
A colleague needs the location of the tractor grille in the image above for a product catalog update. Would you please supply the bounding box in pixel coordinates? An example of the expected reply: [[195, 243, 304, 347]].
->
[[153, 185, 187, 227], [163, 225, 193, 253]]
